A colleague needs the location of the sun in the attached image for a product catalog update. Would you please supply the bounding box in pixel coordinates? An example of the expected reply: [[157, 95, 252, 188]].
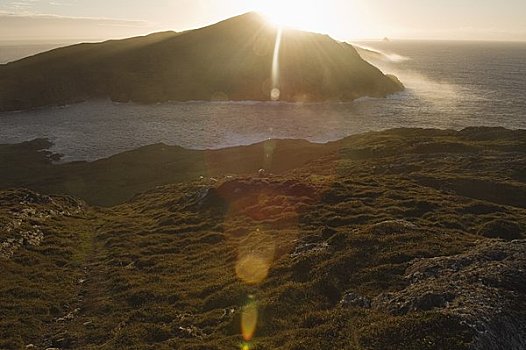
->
[[245, 0, 376, 41], [248, 0, 326, 32]]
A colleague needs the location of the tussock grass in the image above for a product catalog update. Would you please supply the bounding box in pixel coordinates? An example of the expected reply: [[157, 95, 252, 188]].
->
[[1, 127, 525, 348]]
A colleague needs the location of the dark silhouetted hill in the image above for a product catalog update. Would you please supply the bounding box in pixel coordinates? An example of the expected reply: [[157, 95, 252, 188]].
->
[[0, 12, 403, 111]]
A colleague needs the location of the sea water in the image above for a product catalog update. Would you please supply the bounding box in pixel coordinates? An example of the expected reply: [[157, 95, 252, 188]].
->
[[0, 40, 525, 161]]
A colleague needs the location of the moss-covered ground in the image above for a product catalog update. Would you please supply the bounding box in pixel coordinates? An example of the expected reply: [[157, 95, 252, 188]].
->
[[1, 127, 525, 349]]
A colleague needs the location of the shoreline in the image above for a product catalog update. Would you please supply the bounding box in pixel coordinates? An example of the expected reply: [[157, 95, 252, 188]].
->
[[1, 126, 524, 206], [1, 124, 525, 163]]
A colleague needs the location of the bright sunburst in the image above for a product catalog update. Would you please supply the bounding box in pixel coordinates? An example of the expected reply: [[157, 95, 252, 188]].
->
[[248, 0, 326, 31], [246, 0, 371, 41]]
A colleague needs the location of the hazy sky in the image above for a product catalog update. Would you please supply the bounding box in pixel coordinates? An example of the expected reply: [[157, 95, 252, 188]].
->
[[1, 0, 525, 42]]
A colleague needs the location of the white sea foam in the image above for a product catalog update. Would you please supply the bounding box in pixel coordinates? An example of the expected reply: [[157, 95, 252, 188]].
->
[[355, 44, 411, 63], [1, 41, 525, 161]]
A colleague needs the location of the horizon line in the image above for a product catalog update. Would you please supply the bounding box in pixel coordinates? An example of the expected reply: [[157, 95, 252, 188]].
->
[[1, 10, 525, 44], [1, 37, 525, 44]]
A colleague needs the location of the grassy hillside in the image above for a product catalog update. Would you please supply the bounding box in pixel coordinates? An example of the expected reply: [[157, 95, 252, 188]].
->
[[1, 127, 525, 349], [1, 127, 525, 208], [0, 138, 337, 206], [0, 13, 403, 112]]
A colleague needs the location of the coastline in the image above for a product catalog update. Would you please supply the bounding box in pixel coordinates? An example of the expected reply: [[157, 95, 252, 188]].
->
[[1, 126, 524, 206]]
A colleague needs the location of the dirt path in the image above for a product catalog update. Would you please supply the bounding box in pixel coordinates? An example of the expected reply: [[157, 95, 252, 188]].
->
[[38, 210, 110, 350]]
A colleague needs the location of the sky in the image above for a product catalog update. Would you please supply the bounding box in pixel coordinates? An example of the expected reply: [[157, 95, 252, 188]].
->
[[0, 0, 525, 42]]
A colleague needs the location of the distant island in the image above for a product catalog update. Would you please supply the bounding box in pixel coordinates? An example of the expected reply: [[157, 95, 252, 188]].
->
[[0, 12, 403, 112]]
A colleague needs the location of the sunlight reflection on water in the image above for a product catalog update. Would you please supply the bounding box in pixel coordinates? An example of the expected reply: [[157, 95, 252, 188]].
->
[[0, 41, 525, 162]]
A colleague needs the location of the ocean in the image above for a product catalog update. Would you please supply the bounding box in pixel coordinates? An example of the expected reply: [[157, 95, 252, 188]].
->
[[0, 40, 525, 161]]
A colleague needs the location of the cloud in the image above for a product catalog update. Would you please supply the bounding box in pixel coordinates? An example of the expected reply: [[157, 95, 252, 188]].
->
[[387, 25, 526, 42], [0, 13, 154, 40], [0, 0, 45, 13]]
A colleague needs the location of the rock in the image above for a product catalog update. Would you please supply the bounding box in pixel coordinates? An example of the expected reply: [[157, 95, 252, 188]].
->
[[20, 191, 52, 205], [56, 308, 80, 322], [21, 228, 44, 246], [340, 292, 371, 309], [183, 187, 213, 208], [369, 220, 418, 235], [0, 189, 86, 260], [20, 208, 37, 218], [221, 307, 236, 319], [377, 291, 454, 315], [374, 240, 526, 350], [290, 242, 329, 258], [175, 325, 204, 339]]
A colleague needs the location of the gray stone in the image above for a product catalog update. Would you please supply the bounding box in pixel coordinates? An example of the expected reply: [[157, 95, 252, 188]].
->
[[369, 220, 418, 235], [374, 240, 526, 350], [340, 292, 372, 309]]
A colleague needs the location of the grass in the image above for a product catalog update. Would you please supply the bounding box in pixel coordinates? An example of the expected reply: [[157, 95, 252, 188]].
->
[[0, 127, 525, 349]]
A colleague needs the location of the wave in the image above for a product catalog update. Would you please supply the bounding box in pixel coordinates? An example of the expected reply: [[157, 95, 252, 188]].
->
[[352, 44, 480, 108], [354, 44, 411, 63]]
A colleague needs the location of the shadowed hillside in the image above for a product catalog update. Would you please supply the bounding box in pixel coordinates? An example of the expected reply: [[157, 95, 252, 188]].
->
[[1, 127, 526, 208], [0, 12, 403, 111], [1, 128, 525, 349], [0, 138, 337, 206]]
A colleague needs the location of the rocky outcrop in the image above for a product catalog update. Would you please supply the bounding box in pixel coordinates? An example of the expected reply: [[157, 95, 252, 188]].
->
[[340, 292, 372, 309], [375, 240, 526, 350], [0, 190, 85, 259], [368, 220, 418, 235]]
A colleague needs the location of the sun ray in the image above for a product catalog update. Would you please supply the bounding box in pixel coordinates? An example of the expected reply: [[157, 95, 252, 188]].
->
[[248, 0, 329, 33], [245, 0, 373, 41], [271, 26, 283, 101]]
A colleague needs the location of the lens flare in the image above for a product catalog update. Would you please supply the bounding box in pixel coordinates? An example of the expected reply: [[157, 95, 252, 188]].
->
[[235, 254, 270, 285], [235, 228, 276, 285], [270, 88, 280, 101], [271, 27, 283, 101], [241, 296, 258, 341]]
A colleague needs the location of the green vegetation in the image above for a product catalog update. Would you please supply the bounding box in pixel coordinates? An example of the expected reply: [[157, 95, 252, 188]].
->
[[0, 12, 403, 112], [1, 127, 525, 349]]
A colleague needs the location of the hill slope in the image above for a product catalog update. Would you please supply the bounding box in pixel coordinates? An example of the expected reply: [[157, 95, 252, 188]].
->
[[0, 13, 403, 111], [1, 128, 525, 349], [1, 127, 526, 207]]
